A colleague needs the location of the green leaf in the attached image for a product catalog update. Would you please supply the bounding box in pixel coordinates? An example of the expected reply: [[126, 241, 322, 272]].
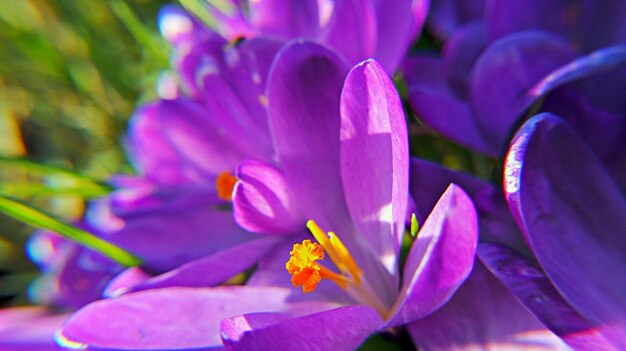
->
[[410, 213, 419, 237], [0, 157, 113, 198], [0, 196, 141, 267]]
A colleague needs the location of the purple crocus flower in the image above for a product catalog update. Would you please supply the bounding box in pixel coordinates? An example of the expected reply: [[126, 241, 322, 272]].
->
[[201, 0, 429, 73], [409, 25, 624, 347], [477, 113, 626, 350], [54, 41, 480, 351], [404, 0, 626, 156], [76, 7, 290, 296], [405, 157, 573, 349]]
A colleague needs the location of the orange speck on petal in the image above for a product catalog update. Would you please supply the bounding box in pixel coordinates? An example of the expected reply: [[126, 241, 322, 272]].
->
[[216, 171, 237, 201]]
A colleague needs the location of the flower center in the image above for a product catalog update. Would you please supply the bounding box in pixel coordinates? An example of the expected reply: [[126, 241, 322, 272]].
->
[[215, 171, 237, 201], [286, 220, 389, 316]]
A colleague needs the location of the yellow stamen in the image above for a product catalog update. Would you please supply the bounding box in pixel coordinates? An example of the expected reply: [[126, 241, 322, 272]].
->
[[215, 171, 237, 201], [328, 231, 362, 284], [307, 221, 362, 282], [286, 221, 392, 317]]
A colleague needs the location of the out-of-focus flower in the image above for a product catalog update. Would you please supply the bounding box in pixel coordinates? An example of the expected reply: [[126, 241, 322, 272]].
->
[[478, 113, 626, 350], [25, 230, 121, 309], [0, 228, 121, 350], [404, 0, 626, 156], [202, 0, 429, 73], [1, 8, 284, 349], [425, 0, 485, 40], [54, 42, 480, 351], [78, 7, 289, 297]]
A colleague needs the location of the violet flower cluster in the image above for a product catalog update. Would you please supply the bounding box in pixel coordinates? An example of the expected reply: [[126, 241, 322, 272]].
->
[[0, 1, 624, 350]]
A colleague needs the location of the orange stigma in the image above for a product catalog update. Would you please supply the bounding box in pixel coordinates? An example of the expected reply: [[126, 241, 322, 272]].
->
[[285, 220, 361, 293], [216, 171, 237, 201], [286, 240, 324, 293]]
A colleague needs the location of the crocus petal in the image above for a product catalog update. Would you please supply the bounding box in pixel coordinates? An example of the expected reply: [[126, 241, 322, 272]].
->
[[174, 36, 229, 99], [504, 113, 626, 347], [409, 158, 530, 255], [486, 0, 626, 53], [106, 196, 257, 273], [188, 38, 282, 162], [27, 231, 121, 309], [426, 0, 485, 40], [233, 159, 301, 234], [157, 99, 247, 178], [479, 243, 618, 350], [102, 183, 217, 219], [27, 230, 72, 270], [321, 0, 377, 67], [248, 0, 321, 40], [442, 21, 487, 99], [403, 56, 492, 154], [0, 307, 70, 351], [407, 260, 569, 350], [58, 286, 332, 350], [221, 305, 383, 351], [267, 41, 350, 231], [470, 31, 576, 152], [340, 59, 408, 274], [103, 267, 152, 298], [55, 247, 122, 308], [370, 0, 428, 73], [528, 46, 626, 190], [104, 236, 283, 297], [530, 45, 626, 99], [126, 103, 198, 186], [388, 184, 478, 326]]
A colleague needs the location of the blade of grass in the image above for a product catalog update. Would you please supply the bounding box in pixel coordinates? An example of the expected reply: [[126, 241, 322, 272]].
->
[[0, 183, 109, 198], [0, 157, 114, 195], [0, 196, 141, 267], [179, 0, 218, 28], [109, 0, 168, 65]]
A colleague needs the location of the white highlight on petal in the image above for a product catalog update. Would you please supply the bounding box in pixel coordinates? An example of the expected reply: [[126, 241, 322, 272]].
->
[[505, 137, 523, 194], [377, 202, 394, 224], [159, 12, 193, 43], [318, 0, 334, 27]]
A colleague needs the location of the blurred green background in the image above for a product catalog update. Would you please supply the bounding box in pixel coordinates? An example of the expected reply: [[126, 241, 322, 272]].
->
[[0, 0, 171, 305]]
